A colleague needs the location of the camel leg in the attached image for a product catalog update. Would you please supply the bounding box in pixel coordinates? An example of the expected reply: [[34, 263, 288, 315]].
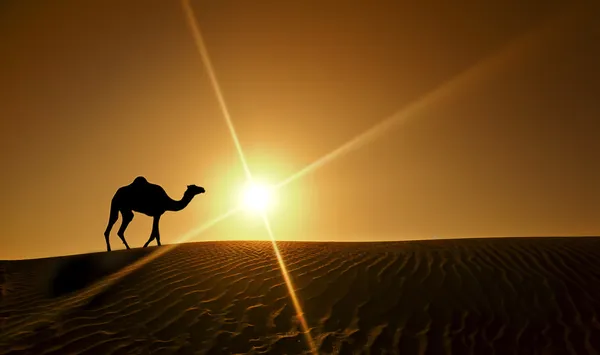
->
[[155, 215, 162, 246], [104, 230, 113, 252], [117, 210, 133, 250], [144, 215, 161, 247], [104, 200, 119, 252], [104, 216, 118, 252]]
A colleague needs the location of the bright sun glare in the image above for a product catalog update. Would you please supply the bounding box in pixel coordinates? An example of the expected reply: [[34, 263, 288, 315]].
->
[[241, 183, 273, 212]]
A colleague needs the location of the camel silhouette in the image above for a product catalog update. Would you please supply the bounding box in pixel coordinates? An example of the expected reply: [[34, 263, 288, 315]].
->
[[103, 176, 205, 251]]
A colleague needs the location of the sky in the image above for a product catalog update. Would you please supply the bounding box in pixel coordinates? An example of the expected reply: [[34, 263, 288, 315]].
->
[[1, 0, 599, 259]]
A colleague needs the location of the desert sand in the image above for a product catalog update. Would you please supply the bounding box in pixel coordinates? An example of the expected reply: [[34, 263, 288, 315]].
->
[[1, 237, 600, 354]]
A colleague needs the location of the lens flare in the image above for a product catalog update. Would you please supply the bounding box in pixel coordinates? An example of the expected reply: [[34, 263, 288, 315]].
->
[[182, 1, 316, 352], [10, 2, 577, 349]]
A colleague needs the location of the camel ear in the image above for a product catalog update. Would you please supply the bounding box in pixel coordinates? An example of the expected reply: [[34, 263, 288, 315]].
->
[[187, 185, 192, 188]]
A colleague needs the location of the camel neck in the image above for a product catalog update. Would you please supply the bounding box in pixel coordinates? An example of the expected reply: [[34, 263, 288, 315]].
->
[[167, 193, 193, 212]]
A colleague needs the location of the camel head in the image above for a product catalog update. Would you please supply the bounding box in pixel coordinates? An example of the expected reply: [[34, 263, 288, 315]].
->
[[186, 184, 205, 197]]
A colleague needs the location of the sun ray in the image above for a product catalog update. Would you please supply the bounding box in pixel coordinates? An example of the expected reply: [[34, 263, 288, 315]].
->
[[182, 0, 253, 182], [261, 213, 318, 354], [275, 8, 577, 191], [0, 207, 241, 342], [173, 206, 243, 243]]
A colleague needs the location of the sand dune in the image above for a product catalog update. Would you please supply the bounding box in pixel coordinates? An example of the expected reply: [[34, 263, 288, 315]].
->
[[1, 237, 600, 354]]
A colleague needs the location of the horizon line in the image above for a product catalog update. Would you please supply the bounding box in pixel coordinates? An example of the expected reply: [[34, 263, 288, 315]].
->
[[3, 235, 599, 261]]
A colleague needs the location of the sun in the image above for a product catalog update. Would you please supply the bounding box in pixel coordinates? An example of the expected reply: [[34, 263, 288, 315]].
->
[[241, 183, 274, 212]]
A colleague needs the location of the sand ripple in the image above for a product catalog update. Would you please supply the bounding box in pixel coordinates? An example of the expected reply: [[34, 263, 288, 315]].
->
[[1, 237, 600, 354]]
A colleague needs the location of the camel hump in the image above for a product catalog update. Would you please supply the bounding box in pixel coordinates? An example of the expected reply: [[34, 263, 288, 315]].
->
[[133, 176, 148, 185]]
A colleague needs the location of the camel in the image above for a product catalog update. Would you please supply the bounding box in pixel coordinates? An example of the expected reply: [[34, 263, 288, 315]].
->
[[103, 176, 205, 251]]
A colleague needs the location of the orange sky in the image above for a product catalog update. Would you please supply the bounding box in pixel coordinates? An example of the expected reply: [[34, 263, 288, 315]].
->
[[1, 0, 599, 259]]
